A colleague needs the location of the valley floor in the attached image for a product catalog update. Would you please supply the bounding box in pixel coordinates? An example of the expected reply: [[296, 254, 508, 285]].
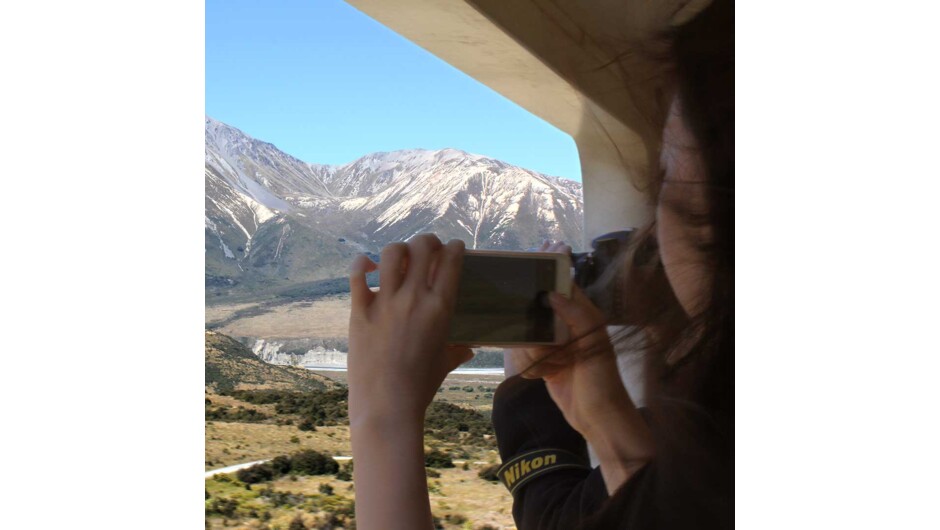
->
[[206, 370, 514, 529], [206, 294, 352, 340]]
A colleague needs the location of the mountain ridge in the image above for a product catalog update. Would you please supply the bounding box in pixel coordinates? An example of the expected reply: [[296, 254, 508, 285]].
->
[[205, 116, 584, 298]]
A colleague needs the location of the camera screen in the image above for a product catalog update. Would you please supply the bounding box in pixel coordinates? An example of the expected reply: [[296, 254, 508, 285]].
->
[[449, 254, 557, 343]]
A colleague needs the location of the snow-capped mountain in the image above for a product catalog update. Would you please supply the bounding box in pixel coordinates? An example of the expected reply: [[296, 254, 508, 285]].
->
[[205, 116, 584, 294]]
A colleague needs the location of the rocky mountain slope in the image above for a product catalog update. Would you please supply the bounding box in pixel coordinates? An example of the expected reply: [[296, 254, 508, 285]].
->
[[205, 116, 584, 298], [204, 331, 334, 392]]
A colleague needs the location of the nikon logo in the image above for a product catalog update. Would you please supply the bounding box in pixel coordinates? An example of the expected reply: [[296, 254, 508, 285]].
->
[[502, 453, 558, 488], [498, 448, 589, 494]]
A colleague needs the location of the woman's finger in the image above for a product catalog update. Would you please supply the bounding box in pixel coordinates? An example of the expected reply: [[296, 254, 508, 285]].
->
[[444, 345, 475, 373], [512, 344, 573, 377], [379, 242, 409, 295], [550, 286, 612, 357], [405, 233, 443, 290], [549, 286, 604, 335], [547, 240, 568, 253], [349, 254, 378, 312], [432, 239, 465, 300], [522, 364, 565, 380], [520, 356, 569, 379]]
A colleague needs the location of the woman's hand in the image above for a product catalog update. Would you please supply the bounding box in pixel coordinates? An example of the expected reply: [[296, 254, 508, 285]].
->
[[544, 285, 655, 494], [347, 234, 472, 426], [504, 241, 655, 493], [348, 234, 471, 530], [540, 287, 629, 437]]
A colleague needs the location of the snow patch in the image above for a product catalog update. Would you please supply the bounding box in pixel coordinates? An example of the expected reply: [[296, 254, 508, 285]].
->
[[220, 239, 235, 259]]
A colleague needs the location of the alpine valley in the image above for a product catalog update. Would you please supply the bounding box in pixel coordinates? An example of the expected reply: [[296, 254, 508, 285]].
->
[[205, 116, 585, 300], [204, 120, 555, 530]]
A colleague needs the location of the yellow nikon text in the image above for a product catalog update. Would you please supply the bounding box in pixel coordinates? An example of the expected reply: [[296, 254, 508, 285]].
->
[[502, 453, 558, 488]]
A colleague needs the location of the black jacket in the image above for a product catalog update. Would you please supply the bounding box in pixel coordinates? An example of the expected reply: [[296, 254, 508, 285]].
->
[[492, 375, 732, 530]]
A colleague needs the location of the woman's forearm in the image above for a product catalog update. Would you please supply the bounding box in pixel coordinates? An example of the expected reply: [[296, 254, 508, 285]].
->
[[351, 414, 433, 530]]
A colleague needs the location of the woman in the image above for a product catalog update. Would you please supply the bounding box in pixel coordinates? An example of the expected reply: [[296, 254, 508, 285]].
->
[[347, 0, 733, 527]]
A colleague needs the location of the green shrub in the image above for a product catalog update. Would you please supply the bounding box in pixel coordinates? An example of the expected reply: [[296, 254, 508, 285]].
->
[[271, 455, 292, 474], [318, 483, 334, 495], [235, 450, 338, 485], [227, 388, 349, 426], [289, 514, 307, 530], [424, 402, 495, 447], [335, 462, 353, 481], [207, 497, 238, 517], [478, 464, 500, 482], [237, 463, 275, 484], [425, 450, 454, 468], [445, 513, 467, 525], [205, 404, 269, 423], [258, 485, 306, 507], [291, 450, 340, 475]]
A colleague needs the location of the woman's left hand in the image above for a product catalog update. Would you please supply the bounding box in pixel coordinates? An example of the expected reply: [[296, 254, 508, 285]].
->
[[347, 234, 473, 427], [540, 286, 655, 494], [537, 286, 629, 439]]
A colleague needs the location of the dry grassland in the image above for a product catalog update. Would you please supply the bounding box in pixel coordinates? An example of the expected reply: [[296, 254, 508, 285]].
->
[[259, 468, 515, 529], [205, 332, 515, 527], [205, 301, 261, 326], [206, 422, 352, 470], [428, 467, 515, 529], [211, 295, 351, 339]]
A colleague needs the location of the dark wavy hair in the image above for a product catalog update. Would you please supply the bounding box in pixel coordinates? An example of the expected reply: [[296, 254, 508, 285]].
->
[[524, 0, 734, 421], [610, 0, 734, 527], [646, 0, 734, 413], [529, 0, 734, 527]]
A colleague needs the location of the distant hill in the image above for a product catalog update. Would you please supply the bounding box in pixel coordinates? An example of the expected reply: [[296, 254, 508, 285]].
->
[[205, 116, 584, 299], [205, 331, 334, 392]]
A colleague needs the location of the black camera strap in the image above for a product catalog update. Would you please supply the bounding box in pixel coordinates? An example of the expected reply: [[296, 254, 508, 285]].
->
[[497, 448, 591, 495]]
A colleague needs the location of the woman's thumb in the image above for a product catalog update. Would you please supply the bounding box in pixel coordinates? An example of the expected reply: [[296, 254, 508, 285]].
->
[[549, 291, 578, 323], [445, 345, 474, 372], [549, 288, 597, 334]]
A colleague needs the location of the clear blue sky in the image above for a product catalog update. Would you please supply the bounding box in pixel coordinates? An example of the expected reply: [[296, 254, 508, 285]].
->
[[206, 0, 581, 181]]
